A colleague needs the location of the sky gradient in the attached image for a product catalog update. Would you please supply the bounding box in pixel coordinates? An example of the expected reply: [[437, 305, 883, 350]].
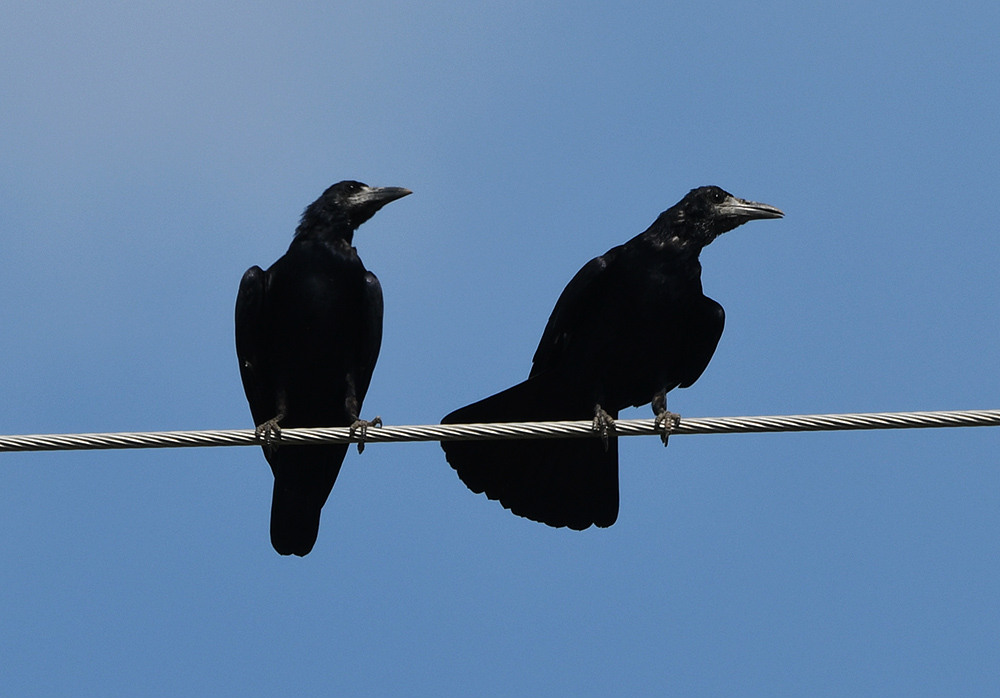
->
[[2, 1, 999, 695]]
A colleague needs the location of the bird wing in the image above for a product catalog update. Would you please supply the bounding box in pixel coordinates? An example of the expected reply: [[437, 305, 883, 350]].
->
[[530, 245, 623, 376], [350, 271, 384, 403], [235, 265, 272, 426], [678, 295, 725, 388]]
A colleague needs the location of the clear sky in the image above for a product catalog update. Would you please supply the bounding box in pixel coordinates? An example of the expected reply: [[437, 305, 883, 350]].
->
[[2, 1, 999, 695]]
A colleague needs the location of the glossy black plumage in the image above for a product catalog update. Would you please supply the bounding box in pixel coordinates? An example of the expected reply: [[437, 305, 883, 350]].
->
[[442, 186, 783, 530], [236, 181, 410, 555]]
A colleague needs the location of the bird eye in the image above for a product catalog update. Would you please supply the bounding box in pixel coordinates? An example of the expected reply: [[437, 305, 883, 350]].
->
[[711, 190, 725, 203]]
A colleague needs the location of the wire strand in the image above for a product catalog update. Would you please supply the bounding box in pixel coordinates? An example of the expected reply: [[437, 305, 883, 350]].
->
[[1, 409, 998, 453]]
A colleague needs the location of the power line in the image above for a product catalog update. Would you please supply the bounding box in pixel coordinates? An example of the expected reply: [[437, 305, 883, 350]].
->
[[0, 409, 998, 453]]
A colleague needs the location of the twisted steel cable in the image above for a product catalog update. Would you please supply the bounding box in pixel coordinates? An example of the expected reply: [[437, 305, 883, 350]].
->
[[0, 409, 998, 453]]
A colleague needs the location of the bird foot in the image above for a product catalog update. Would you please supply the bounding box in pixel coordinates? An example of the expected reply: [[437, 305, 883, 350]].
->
[[654, 410, 681, 446], [255, 416, 283, 453], [592, 405, 616, 451], [349, 416, 382, 454]]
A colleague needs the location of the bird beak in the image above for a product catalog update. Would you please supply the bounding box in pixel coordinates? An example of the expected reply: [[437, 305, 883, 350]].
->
[[720, 196, 784, 221], [351, 186, 413, 209]]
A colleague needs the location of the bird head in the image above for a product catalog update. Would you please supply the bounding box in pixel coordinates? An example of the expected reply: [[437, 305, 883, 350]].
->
[[667, 186, 783, 248], [297, 180, 412, 240]]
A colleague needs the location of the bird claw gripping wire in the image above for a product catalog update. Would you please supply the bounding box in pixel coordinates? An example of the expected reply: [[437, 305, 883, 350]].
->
[[349, 416, 383, 454], [654, 410, 681, 446], [592, 405, 616, 451], [255, 416, 284, 454]]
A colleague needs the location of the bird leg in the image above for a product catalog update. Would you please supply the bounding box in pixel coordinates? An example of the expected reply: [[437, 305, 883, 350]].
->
[[592, 404, 616, 451], [349, 416, 382, 454], [652, 391, 680, 446], [255, 412, 285, 454], [345, 391, 381, 453]]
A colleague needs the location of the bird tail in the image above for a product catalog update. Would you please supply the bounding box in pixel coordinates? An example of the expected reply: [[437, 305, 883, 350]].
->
[[441, 376, 618, 530], [268, 445, 347, 556]]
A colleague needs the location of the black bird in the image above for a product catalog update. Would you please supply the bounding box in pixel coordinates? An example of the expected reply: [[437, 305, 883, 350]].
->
[[441, 186, 782, 530], [236, 181, 411, 556]]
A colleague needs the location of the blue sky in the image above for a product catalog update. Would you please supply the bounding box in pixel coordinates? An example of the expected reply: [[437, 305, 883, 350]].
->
[[2, 1, 999, 695]]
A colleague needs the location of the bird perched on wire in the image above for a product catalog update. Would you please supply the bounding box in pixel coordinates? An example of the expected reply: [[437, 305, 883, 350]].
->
[[236, 180, 411, 556], [441, 185, 783, 530]]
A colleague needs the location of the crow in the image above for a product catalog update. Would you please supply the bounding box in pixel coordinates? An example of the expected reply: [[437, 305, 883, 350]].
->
[[441, 186, 782, 530], [236, 181, 411, 555]]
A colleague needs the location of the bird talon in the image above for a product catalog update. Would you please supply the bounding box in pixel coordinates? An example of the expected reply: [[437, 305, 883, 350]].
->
[[654, 410, 681, 446], [255, 417, 283, 454], [349, 416, 382, 454], [591, 405, 616, 451]]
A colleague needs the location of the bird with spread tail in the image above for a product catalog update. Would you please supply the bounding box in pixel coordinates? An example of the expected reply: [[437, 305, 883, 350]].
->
[[442, 185, 783, 530]]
